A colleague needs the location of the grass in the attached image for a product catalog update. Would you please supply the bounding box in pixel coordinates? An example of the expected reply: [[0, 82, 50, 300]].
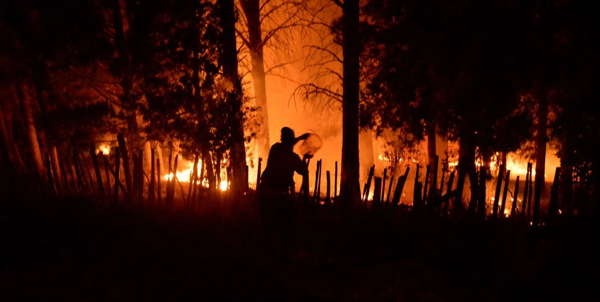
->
[[1, 194, 598, 301]]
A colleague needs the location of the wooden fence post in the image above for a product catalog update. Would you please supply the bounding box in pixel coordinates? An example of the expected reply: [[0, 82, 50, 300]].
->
[[511, 176, 520, 218], [117, 134, 132, 194], [90, 143, 104, 198], [493, 164, 505, 218], [500, 170, 511, 218]]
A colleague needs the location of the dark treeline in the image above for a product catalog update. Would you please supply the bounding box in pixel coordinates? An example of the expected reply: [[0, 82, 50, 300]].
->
[[359, 0, 600, 221]]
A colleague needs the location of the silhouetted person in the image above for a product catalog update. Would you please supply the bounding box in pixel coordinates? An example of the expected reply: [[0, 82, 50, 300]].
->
[[259, 127, 311, 259]]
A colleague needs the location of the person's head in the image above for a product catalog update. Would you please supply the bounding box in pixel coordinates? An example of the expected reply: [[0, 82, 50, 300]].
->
[[281, 127, 295, 145]]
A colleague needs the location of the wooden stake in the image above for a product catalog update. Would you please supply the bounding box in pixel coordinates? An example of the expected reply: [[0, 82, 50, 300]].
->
[[334, 161, 338, 201], [373, 176, 382, 207], [90, 143, 104, 198], [381, 168, 387, 203], [326, 170, 331, 204], [386, 175, 394, 204], [362, 165, 375, 202], [391, 167, 410, 206], [510, 176, 520, 218], [100, 152, 127, 198], [500, 170, 511, 218], [114, 147, 121, 202], [422, 164, 430, 203], [102, 151, 111, 196], [257, 157, 262, 189], [187, 154, 199, 206], [313, 159, 320, 203], [315, 160, 323, 204], [59, 154, 73, 193], [45, 153, 57, 195], [413, 165, 422, 209], [148, 149, 155, 205], [117, 133, 132, 193], [156, 158, 162, 207], [548, 167, 561, 218], [443, 171, 455, 215], [493, 164, 505, 218], [522, 163, 531, 219]]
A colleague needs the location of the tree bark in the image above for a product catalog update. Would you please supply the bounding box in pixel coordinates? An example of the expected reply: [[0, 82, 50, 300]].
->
[[219, 0, 247, 193], [534, 89, 548, 226], [240, 0, 271, 160], [111, 0, 140, 153], [339, 0, 361, 210], [427, 123, 438, 200]]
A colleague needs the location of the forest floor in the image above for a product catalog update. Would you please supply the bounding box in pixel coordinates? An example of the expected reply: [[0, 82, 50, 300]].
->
[[1, 195, 598, 301]]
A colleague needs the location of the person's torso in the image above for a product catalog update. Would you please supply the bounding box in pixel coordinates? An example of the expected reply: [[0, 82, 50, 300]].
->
[[260, 143, 300, 191]]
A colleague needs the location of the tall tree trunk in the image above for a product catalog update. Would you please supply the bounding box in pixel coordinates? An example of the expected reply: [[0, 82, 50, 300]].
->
[[15, 83, 45, 178], [339, 0, 361, 209], [219, 0, 247, 193], [240, 0, 270, 161], [359, 130, 374, 187], [427, 122, 437, 199], [455, 123, 475, 216], [534, 89, 548, 225], [559, 131, 573, 215], [111, 0, 140, 155]]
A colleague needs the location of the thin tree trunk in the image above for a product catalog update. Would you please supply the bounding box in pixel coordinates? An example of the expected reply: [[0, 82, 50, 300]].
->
[[456, 124, 475, 216], [240, 0, 271, 161], [340, 0, 361, 210], [534, 89, 548, 226], [427, 123, 438, 202], [218, 0, 247, 193], [559, 132, 573, 215]]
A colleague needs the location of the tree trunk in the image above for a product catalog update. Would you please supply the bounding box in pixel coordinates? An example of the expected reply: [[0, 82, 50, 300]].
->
[[427, 123, 438, 200], [559, 131, 573, 215], [111, 0, 140, 154], [339, 0, 361, 210], [456, 123, 475, 216], [240, 0, 271, 161], [219, 0, 247, 193], [534, 89, 548, 226]]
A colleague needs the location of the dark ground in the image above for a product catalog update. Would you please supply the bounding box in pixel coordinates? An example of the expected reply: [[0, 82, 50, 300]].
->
[[1, 195, 598, 301]]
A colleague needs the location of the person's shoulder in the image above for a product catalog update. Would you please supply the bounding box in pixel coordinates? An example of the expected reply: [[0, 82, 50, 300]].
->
[[271, 142, 283, 150]]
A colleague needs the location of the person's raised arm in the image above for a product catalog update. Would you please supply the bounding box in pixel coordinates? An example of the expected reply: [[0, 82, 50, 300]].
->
[[294, 133, 311, 144]]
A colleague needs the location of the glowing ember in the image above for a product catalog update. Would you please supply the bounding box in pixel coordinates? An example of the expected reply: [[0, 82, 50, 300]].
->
[[96, 144, 110, 155], [219, 180, 229, 191]]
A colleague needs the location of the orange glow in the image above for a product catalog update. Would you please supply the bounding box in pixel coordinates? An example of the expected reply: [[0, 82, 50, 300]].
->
[[96, 144, 110, 155]]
